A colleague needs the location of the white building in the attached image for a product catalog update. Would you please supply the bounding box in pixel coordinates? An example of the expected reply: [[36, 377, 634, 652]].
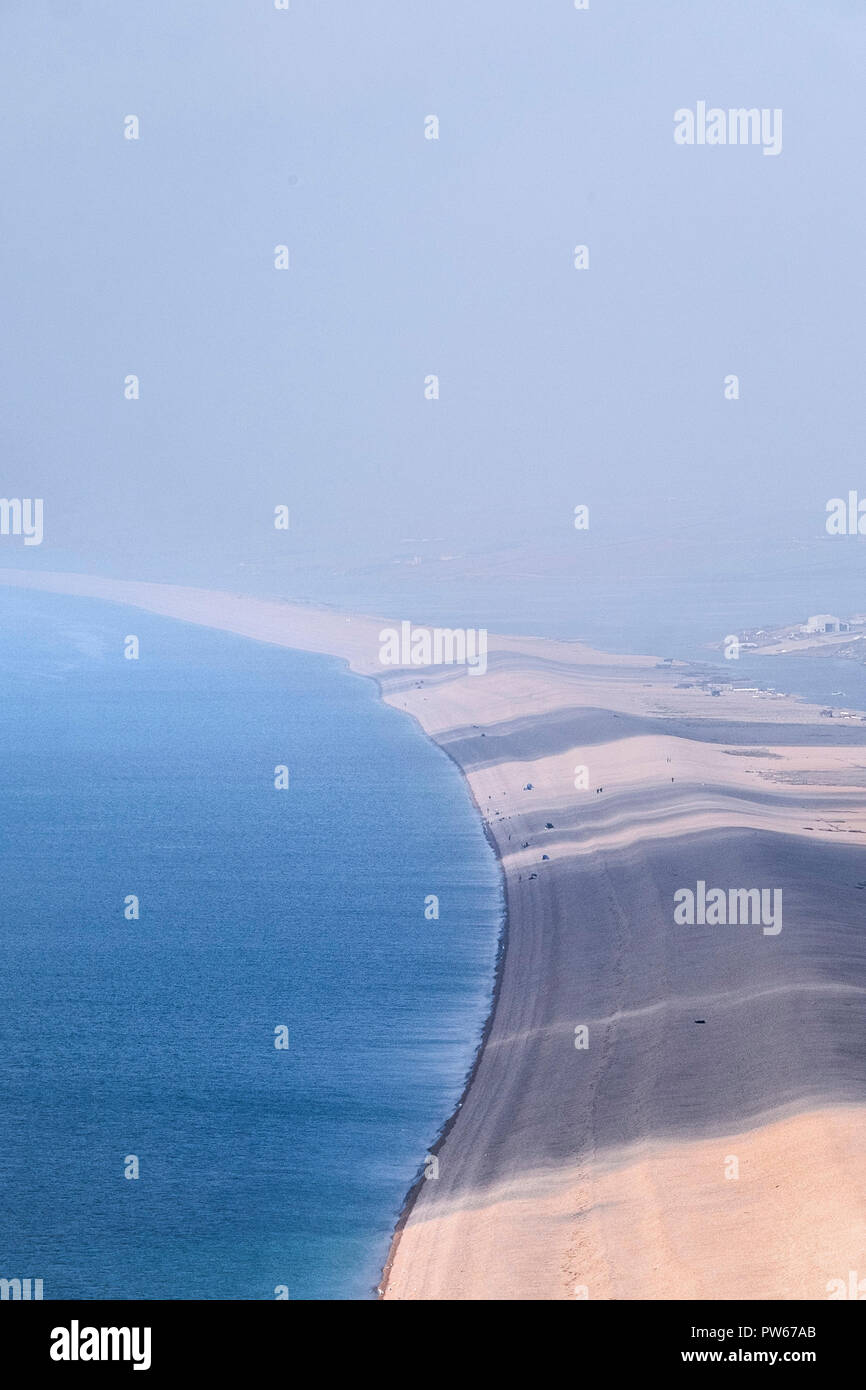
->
[[801, 614, 849, 634]]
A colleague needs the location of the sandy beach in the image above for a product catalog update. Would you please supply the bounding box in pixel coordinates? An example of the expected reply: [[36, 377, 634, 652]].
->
[[5, 568, 865, 1301]]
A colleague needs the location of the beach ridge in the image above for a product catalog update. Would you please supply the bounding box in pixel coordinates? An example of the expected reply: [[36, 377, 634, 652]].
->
[[5, 569, 865, 1300]]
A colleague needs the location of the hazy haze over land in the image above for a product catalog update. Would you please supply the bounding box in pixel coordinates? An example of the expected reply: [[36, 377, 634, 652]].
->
[[2, 0, 866, 654]]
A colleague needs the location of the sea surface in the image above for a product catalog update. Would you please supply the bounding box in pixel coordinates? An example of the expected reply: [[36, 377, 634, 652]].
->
[[0, 588, 502, 1299]]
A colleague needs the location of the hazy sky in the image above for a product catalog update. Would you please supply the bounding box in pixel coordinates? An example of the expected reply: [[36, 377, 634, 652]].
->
[[2, 0, 864, 600]]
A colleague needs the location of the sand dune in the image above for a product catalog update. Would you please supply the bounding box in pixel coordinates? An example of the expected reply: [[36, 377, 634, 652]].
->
[[3, 568, 864, 1301], [385, 1108, 866, 1300]]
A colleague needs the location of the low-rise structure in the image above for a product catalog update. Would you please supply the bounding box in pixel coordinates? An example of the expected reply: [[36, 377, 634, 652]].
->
[[801, 614, 850, 634]]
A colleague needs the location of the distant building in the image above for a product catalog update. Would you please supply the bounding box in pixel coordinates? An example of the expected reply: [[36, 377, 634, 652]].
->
[[802, 614, 849, 634]]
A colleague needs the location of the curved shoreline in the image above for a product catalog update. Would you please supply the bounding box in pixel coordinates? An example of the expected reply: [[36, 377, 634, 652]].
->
[[4, 569, 866, 1301], [0, 569, 514, 1298], [374, 725, 510, 1299]]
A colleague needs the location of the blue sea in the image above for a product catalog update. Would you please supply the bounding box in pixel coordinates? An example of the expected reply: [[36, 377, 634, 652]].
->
[[0, 589, 502, 1300]]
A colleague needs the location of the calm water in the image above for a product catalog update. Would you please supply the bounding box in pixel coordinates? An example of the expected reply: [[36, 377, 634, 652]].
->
[[0, 589, 502, 1299]]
